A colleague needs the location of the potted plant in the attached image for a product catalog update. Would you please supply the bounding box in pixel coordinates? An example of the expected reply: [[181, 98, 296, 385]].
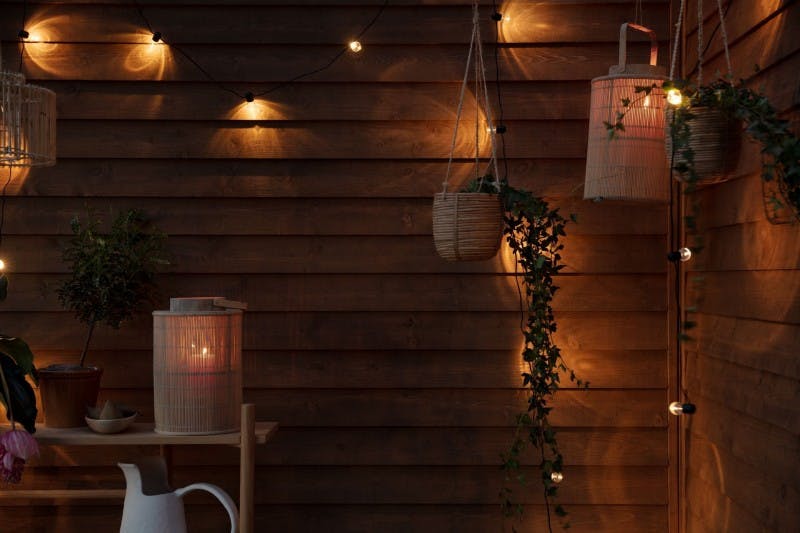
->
[[38, 209, 167, 427], [0, 334, 39, 483], [450, 175, 585, 531]]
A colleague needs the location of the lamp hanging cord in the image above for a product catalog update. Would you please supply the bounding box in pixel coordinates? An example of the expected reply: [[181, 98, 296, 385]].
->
[[491, 0, 509, 182], [0, 168, 12, 252], [18, 0, 28, 72], [132, 0, 389, 100]]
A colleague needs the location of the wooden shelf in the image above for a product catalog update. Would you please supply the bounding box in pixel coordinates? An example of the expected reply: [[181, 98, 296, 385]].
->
[[0, 404, 276, 533], [29, 422, 278, 446]]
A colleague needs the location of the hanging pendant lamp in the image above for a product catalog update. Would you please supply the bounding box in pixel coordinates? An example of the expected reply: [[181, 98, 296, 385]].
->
[[0, 47, 56, 167], [584, 23, 668, 202]]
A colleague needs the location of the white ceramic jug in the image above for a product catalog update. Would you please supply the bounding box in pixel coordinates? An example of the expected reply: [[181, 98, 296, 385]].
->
[[118, 457, 239, 533]]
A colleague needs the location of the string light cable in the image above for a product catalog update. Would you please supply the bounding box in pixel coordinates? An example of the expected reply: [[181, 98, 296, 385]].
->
[[132, 0, 390, 102]]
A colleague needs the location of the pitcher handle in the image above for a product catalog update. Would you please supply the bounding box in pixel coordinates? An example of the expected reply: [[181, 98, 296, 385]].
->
[[175, 483, 240, 533]]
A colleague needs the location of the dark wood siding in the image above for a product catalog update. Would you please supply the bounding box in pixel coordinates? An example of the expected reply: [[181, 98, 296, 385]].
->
[[0, 1, 671, 530], [682, 1, 800, 532]]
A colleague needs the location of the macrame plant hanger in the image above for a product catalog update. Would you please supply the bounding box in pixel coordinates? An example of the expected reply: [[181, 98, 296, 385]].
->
[[432, 1, 504, 262], [667, 0, 738, 186]]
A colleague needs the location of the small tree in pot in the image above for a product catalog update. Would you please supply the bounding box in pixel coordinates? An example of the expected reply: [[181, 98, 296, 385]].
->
[[39, 209, 167, 427]]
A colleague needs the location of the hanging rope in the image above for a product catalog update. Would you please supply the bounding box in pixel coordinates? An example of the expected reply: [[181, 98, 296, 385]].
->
[[715, 0, 733, 78], [697, 0, 704, 84], [669, 0, 685, 80], [670, 0, 732, 82], [442, 1, 500, 193]]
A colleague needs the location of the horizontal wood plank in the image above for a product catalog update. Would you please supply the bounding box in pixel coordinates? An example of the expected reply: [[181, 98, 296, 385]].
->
[[11, 465, 668, 505], [54, 119, 590, 159], [0, 197, 667, 236], [84, 388, 668, 428], [690, 271, 800, 324], [5, 311, 667, 351], [3, 273, 666, 313], [0, 503, 668, 533], [8, 42, 666, 82], [30, 427, 666, 467], [691, 314, 800, 381], [0, 235, 668, 274], [0, 3, 669, 45], [15, 158, 589, 198], [35, 348, 667, 389], [48, 81, 591, 121]]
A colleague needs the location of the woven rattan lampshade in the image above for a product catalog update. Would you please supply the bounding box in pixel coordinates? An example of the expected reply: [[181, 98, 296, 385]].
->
[[0, 49, 56, 167], [584, 23, 668, 202], [153, 297, 245, 435]]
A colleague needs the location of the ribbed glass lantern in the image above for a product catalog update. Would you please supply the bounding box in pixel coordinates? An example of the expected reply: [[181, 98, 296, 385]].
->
[[584, 23, 668, 202], [0, 48, 56, 167], [153, 297, 246, 435]]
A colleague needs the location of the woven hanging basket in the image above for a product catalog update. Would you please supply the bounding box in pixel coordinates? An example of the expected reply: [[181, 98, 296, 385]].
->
[[433, 192, 502, 261], [665, 106, 741, 186], [584, 23, 669, 203]]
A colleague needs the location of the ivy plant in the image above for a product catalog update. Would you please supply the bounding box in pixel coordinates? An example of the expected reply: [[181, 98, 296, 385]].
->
[[460, 175, 586, 532]]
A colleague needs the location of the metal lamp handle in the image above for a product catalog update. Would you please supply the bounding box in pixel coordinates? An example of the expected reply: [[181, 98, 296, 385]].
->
[[618, 22, 658, 69]]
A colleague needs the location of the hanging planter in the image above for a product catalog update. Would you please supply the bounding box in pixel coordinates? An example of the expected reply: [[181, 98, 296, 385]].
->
[[583, 23, 669, 202], [432, 5, 502, 262], [665, 105, 741, 186], [433, 188, 502, 262]]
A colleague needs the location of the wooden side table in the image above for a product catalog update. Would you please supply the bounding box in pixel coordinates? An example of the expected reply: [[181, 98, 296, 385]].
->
[[0, 404, 278, 533]]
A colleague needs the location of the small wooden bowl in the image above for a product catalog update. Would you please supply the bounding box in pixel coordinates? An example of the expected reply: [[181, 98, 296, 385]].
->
[[85, 411, 138, 434]]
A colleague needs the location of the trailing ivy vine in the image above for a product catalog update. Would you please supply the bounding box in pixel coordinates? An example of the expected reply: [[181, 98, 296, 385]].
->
[[462, 175, 586, 532]]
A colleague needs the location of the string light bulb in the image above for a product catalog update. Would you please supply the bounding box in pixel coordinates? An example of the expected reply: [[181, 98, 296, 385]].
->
[[550, 472, 563, 483], [668, 402, 696, 416], [244, 92, 255, 103], [348, 40, 363, 53], [0, 259, 5, 271], [18, 30, 29, 39], [666, 88, 683, 106], [152, 31, 162, 43], [491, 12, 503, 21], [667, 247, 692, 262]]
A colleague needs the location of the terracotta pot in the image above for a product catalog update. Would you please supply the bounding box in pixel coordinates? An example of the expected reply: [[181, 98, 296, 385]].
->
[[38, 365, 103, 428]]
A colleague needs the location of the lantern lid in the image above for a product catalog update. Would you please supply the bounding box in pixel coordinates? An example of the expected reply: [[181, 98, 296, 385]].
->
[[153, 297, 247, 315]]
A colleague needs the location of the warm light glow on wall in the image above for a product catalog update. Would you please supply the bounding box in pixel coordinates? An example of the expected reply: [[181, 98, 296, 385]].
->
[[227, 98, 287, 121], [123, 31, 173, 80]]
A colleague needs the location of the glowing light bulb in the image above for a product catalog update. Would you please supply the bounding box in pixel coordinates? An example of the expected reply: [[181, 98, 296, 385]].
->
[[667, 247, 692, 262], [504, 15, 511, 22], [667, 88, 683, 106], [550, 472, 563, 483], [668, 402, 696, 416], [349, 40, 362, 53], [0, 259, 5, 271]]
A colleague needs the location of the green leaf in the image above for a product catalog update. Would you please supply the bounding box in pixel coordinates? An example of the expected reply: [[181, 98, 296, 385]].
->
[[0, 335, 37, 382]]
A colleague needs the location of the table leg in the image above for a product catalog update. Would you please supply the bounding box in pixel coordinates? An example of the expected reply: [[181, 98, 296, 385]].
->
[[240, 403, 256, 533]]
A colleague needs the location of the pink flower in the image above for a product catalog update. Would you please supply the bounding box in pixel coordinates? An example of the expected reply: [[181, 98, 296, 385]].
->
[[0, 429, 38, 484]]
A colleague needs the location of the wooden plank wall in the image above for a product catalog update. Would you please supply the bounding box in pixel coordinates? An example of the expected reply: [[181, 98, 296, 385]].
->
[[0, 1, 671, 531], [682, 1, 800, 532]]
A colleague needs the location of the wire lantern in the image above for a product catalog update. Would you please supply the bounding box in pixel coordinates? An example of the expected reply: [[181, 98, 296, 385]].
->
[[153, 298, 246, 435], [0, 48, 56, 167], [584, 23, 668, 202]]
